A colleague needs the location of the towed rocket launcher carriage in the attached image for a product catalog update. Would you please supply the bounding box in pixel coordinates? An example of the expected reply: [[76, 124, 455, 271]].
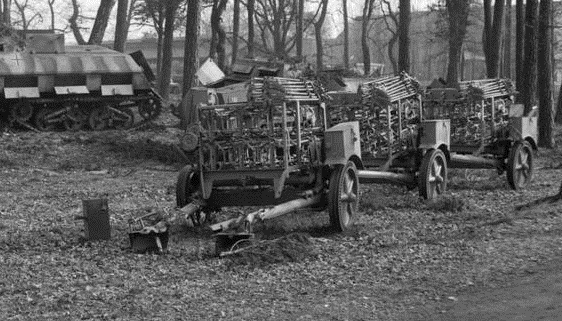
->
[[422, 78, 537, 190], [175, 74, 450, 254], [0, 30, 161, 131]]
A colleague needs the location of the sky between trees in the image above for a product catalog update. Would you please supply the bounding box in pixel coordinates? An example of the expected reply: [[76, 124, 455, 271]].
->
[[30, 0, 435, 43]]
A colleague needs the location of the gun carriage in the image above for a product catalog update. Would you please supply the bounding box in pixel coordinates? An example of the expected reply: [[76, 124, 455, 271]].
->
[[422, 79, 537, 190]]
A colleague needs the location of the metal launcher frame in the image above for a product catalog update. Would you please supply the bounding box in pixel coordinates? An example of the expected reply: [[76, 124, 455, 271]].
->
[[327, 73, 449, 197], [185, 77, 334, 237]]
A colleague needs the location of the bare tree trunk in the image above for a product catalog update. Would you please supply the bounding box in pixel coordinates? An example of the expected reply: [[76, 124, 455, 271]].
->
[[48, 0, 55, 30], [183, 0, 200, 96], [247, 0, 255, 58], [515, 0, 524, 97], [114, 0, 129, 52], [490, 0, 505, 77], [484, 0, 505, 77], [342, 0, 349, 69], [503, 0, 512, 78], [296, 0, 303, 59], [445, 0, 470, 87], [231, 0, 240, 65], [88, 0, 116, 45], [2, 0, 10, 24], [521, 0, 538, 113], [555, 83, 562, 124], [314, 0, 329, 72], [209, 0, 228, 69], [483, 0, 492, 65], [398, 0, 410, 73], [69, 0, 86, 44], [537, 0, 554, 148], [361, 0, 375, 76], [381, 0, 398, 75], [159, 0, 178, 102]]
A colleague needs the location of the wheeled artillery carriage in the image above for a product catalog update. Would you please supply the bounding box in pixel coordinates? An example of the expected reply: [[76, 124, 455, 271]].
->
[[175, 74, 450, 254], [422, 78, 537, 190]]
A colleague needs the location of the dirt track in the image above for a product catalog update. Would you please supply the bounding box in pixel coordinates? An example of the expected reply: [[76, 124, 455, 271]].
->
[[407, 259, 562, 320]]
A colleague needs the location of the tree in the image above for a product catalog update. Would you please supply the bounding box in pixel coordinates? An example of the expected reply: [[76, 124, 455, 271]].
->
[[89, 0, 116, 44], [361, 0, 376, 76], [231, 0, 240, 64], [254, 0, 298, 59], [114, 0, 130, 52], [537, 0, 553, 147], [0, 0, 12, 24], [445, 0, 470, 86], [398, 0, 410, 73], [313, 0, 329, 71], [69, 0, 116, 45], [342, 0, 349, 69], [47, 0, 56, 30], [381, 0, 399, 75], [483, 0, 505, 77], [515, 0, 524, 95], [183, 0, 200, 96], [247, 0, 255, 57], [209, 0, 228, 70], [502, 0, 512, 78], [13, 0, 43, 32], [296, 0, 303, 59], [158, 0, 181, 102], [520, 0, 538, 113]]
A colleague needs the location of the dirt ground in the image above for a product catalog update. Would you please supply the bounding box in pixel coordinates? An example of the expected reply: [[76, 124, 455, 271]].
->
[[1, 114, 562, 320]]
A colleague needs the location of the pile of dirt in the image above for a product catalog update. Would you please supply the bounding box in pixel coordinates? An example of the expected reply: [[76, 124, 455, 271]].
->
[[223, 233, 317, 268]]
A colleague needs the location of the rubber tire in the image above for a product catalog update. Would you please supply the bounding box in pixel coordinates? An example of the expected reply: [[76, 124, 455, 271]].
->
[[419, 149, 447, 200], [507, 141, 533, 190], [328, 161, 359, 232], [176, 165, 204, 226]]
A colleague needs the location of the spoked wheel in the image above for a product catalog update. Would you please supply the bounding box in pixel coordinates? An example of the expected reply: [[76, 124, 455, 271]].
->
[[88, 107, 111, 131], [328, 161, 359, 232], [138, 95, 162, 120], [176, 165, 204, 226], [110, 108, 135, 130], [10, 101, 34, 122], [63, 104, 87, 131], [34, 108, 57, 131], [507, 141, 533, 190], [419, 149, 447, 200]]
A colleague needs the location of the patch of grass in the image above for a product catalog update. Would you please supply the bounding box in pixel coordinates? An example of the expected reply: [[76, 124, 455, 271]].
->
[[107, 138, 184, 165]]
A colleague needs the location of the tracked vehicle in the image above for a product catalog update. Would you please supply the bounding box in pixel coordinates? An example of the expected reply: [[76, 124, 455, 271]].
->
[[0, 30, 161, 131]]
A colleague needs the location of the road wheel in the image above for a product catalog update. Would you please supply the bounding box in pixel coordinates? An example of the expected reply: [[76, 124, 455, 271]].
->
[[328, 161, 359, 232], [176, 165, 204, 226], [419, 149, 447, 200], [34, 108, 56, 131], [507, 141, 533, 190], [10, 101, 33, 122], [88, 107, 110, 131], [63, 104, 87, 131], [138, 96, 162, 120], [112, 108, 135, 130]]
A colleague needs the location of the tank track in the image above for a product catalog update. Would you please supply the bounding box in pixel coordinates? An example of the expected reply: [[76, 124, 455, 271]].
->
[[1, 92, 162, 132]]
